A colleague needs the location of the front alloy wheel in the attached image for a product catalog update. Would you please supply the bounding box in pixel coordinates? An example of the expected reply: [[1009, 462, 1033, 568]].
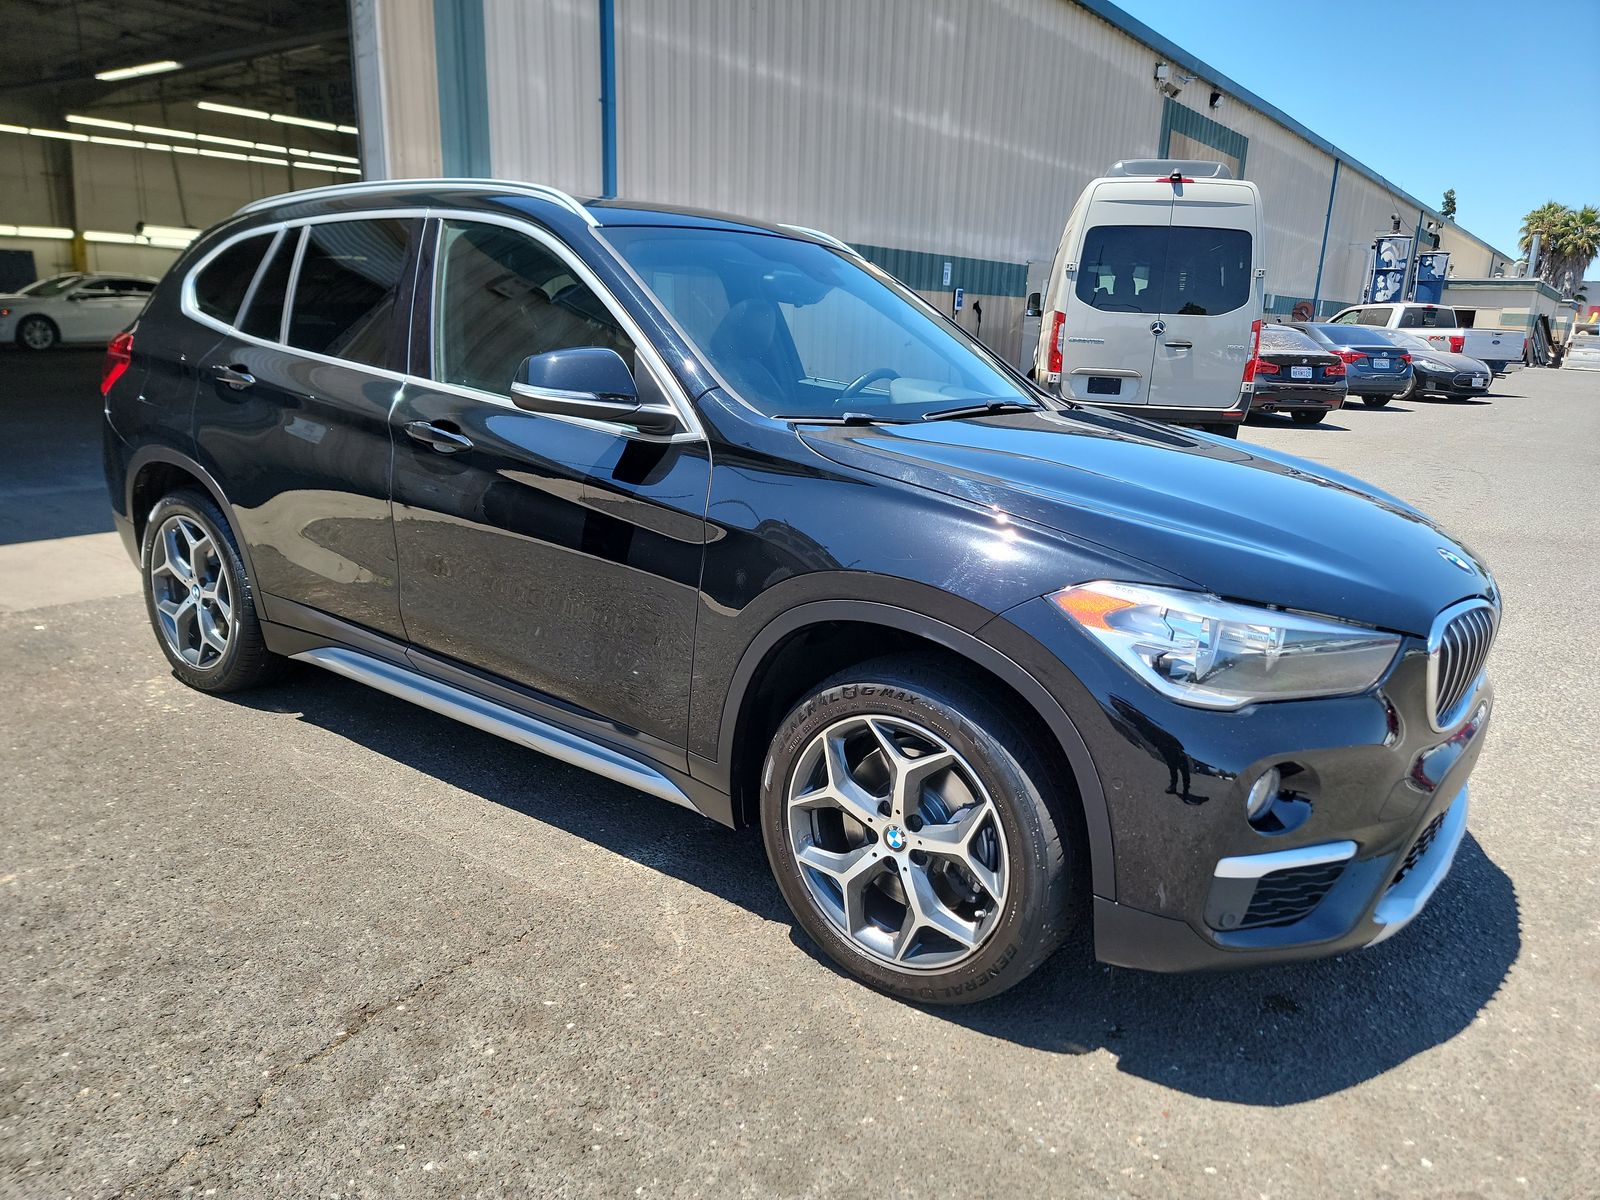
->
[[787, 714, 1008, 970]]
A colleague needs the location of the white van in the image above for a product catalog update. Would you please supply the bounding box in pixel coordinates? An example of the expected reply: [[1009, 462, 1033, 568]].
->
[[1032, 160, 1264, 434]]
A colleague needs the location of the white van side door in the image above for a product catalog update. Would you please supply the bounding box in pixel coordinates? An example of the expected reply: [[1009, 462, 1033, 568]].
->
[[1045, 179, 1175, 405], [1146, 181, 1260, 411]]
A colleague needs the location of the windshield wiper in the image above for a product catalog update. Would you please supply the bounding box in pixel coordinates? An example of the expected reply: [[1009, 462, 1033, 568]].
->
[[919, 399, 1040, 422]]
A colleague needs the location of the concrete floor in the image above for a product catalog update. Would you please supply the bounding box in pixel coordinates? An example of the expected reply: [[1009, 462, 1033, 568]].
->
[[2, 349, 1596, 1198]]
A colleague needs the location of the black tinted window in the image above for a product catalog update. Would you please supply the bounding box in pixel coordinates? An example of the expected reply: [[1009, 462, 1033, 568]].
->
[[1313, 323, 1388, 346], [1076, 226, 1251, 316], [194, 236, 271, 323], [433, 219, 633, 394], [1397, 306, 1458, 329], [240, 232, 296, 341], [287, 219, 414, 367]]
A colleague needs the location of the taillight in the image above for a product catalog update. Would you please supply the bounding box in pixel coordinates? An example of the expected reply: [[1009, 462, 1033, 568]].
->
[[1045, 311, 1066, 376], [1252, 360, 1280, 375], [1325, 360, 1346, 378], [1338, 349, 1366, 364], [1240, 319, 1263, 384], [102, 331, 133, 396], [1400, 353, 1412, 364], [1448, 335, 1465, 354]]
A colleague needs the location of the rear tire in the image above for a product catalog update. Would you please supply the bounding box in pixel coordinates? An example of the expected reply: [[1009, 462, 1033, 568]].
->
[[16, 315, 58, 351], [760, 655, 1079, 1004], [1207, 423, 1240, 439], [140, 489, 288, 693], [1291, 409, 1328, 424], [1361, 395, 1391, 408]]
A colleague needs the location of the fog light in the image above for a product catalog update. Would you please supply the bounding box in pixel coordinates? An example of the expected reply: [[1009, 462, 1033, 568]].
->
[[1245, 767, 1281, 821]]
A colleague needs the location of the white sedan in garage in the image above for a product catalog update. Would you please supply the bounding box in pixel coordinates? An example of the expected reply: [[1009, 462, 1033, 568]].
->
[[0, 273, 158, 351]]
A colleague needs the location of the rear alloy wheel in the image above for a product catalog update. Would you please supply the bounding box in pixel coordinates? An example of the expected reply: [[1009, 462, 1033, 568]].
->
[[761, 656, 1077, 1004], [1291, 409, 1328, 424], [141, 490, 286, 693], [17, 315, 57, 351], [1361, 395, 1392, 408]]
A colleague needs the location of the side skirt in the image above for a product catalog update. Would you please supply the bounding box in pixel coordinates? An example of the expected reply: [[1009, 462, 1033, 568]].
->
[[292, 645, 704, 815]]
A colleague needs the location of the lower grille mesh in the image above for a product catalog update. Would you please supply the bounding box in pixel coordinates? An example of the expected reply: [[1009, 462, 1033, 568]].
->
[[1391, 811, 1447, 888], [1240, 860, 1344, 929]]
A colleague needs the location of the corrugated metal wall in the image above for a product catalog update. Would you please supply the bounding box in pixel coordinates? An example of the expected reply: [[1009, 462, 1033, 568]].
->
[[365, 0, 1515, 348]]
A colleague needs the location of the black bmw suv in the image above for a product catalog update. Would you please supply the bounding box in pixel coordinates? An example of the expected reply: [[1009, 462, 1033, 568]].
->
[[104, 180, 1497, 1003]]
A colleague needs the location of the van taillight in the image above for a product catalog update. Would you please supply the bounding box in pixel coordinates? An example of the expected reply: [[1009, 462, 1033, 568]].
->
[[1046, 311, 1066, 376], [102, 331, 134, 396], [1240, 319, 1262, 384], [1448, 335, 1465, 353]]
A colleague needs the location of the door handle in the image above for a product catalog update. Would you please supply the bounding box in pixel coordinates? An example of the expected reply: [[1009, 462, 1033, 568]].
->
[[404, 420, 474, 454], [1164, 340, 1193, 350], [212, 364, 255, 391]]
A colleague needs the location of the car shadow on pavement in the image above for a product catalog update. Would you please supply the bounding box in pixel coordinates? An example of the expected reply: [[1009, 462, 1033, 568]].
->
[[225, 669, 1520, 1108], [1244, 415, 1351, 432]]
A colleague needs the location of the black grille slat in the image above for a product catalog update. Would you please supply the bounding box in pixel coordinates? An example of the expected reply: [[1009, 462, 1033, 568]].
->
[[1391, 811, 1447, 888], [1432, 602, 1495, 727], [1239, 860, 1345, 929]]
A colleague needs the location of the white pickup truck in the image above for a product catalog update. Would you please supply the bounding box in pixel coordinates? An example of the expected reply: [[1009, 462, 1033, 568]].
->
[[1327, 302, 1525, 373]]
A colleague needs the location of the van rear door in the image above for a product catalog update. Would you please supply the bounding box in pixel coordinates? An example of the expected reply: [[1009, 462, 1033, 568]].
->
[[1146, 181, 1260, 411], [1047, 179, 1175, 405]]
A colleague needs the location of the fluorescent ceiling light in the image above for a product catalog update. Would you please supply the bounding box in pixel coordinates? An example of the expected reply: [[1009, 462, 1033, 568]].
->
[[95, 60, 181, 82], [292, 161, 338, 173], [248, 155, 289, 166], [84, 230, 140, 244], [0, 225, 74, 239], [270, 113, 338, 131], [197, 101, 269, 120], [89, 135, 145, 148], [196, 133, 256, 148], [133, 124, 196, 140], [303, 150, 359, 164], [67, 115, 135, 131], [136, 224, 198, 241], [336, 166, 360, 175], [197, 148, 248, 161], [29, 128, 89, 141], [336, 125, 358, 135]]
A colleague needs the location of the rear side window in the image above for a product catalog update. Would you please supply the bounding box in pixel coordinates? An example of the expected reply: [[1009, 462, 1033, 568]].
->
[[194, 235, 272, 323], [240, 232, 297, 341], [1075, 226, 1252, 316], [1360, 307, 1393, 325], [286, 219, 415, 367], [1397, 306, 1458, 329]]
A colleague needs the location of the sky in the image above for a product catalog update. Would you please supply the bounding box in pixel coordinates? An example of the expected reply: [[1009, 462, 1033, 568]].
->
[[1112, 0, 1600, 265]]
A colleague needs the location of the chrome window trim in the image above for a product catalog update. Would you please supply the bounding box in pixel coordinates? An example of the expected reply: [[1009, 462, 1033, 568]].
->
[[278, 225, 309, 345], [1213, 840, 1357, 881], [231, 227, 284, 329], [1425, 597, 1498, 733]]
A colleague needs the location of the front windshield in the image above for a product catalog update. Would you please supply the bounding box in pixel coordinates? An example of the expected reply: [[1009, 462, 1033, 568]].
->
[[603, 226, 1038, 420], [18, 274, 84, 297]]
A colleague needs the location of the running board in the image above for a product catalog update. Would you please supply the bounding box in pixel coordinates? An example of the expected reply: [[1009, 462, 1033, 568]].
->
[[292, 647, 700, 813]]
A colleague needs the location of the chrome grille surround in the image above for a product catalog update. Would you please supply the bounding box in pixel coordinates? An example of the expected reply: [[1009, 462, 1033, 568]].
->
[[1426, 598, 1498, 732]]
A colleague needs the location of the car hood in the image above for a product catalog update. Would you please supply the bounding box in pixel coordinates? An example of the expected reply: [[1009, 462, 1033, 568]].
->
[[799, 406, 1493, 635]]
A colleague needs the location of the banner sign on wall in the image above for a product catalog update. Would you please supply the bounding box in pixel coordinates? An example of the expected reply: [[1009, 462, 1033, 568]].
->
[[1413, 252, 1450, 305], [1364, 235, 1413, 304]]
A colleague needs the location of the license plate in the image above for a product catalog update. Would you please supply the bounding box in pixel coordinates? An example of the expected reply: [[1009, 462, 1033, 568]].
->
[[1372, 357, 1391, 369], [1291, 366, 1313, 380], [1474, 376, 1486, 387]]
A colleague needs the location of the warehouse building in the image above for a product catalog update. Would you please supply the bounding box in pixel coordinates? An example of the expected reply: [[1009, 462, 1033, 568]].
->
[[3, 0, 1515, 364], [353, 0, 1517, 359]]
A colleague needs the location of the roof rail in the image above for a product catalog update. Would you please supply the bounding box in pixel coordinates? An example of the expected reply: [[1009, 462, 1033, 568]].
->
[[234, 178, 597, 224], [780, 223, 859, 256]]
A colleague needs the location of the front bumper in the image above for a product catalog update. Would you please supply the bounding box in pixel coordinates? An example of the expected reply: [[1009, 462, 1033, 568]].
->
[[983, 598, 1494, 972], [1416, 368, 1490, 397]]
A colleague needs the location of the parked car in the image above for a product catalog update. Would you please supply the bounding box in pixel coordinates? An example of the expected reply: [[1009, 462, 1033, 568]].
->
[[1374, 331, 1492, 399], [1033, 159, 1263, 435], [1245, 323, 1347, 424], [105, 179, 1498, 1004], [0, 272, 158, 350], [1561, 322, 1600, 371], [1290, 322, 1414, 407], [1327, 302, 1524, 374]]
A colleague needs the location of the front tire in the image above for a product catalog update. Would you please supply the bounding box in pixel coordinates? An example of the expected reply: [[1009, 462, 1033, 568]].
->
[[141, 490, 287, 693], [1361, 395, 1391, 408], [16, 315, 58, 351], [760, 656, 1078, 1004]]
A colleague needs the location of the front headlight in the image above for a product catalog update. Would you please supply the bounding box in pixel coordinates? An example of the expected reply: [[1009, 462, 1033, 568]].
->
[[1416, 358, 1445, 372], [1051, 581, 1401, 709]]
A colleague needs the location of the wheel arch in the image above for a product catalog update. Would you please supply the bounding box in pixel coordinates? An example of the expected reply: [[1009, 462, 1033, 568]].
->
[[125, 446, 262, 593], [717, 600, 1114, 898]]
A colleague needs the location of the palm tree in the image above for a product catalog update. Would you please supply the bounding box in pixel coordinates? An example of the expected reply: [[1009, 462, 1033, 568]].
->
[[1520, 201, 1567, 265], [1520, 202, 1600, 294]]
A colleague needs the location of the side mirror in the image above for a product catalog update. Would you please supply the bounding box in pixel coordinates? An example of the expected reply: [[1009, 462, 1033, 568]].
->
[[509, 347, 678, 435], [1025, 291, 1043, 318]]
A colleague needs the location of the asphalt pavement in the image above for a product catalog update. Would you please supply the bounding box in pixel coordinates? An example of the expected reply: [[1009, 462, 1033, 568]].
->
[[2, 349, 1596, 1198]]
